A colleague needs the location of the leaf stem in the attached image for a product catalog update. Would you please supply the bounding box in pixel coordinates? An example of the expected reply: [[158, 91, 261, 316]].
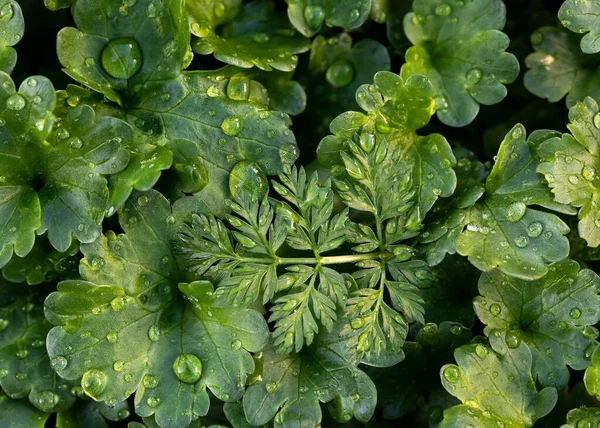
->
[[238, 252, 390, 266]]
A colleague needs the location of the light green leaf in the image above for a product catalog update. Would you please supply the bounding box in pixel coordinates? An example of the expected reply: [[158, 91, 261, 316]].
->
[[440, 331, 558, 427], [185, 0, 242, 30], [559, 0, 600, 54], [192, 0, 310, 72], [243, 327, 376, 427], [585, 344, 600, 399], [285, 0, 372, 37], [537, 97, 600, 247], [0, 392, 50, 428], [402, 0, 519, 127], [0, 282, 76, 413], [0, 1, 23, 74], [524, 27, 600, 108], [456, 125, 572, 280], [45, 190, 268, 428], [475, 260, 600, 389]]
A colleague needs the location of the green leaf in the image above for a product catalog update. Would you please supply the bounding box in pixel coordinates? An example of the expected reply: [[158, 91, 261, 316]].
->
[[440, 331, 558, 427], [476, 260, 600, 389], [524, 27, 600, 108], [456, 125, 572, 280], [559, 0, 600, 54], [255, 70, 306, 116], [2, 235, 79, 286], [402, 0, 519, 127], [561, 407, 600, 428], [185, 0, 242, 30], [57, 0, 189, 103], [192, 0, 310, 72], [0, 1, 23, 74], [0, 281, 76, 413], [243, 327, 377, 427], [285, 0, 372, 37], [318, 71, 456, 220], [0, 392, 50, 428], [537, 97, 600, 247], [584, 344, 600, 399], [45, 190, 268, 428], [368, 322, 471, 420]]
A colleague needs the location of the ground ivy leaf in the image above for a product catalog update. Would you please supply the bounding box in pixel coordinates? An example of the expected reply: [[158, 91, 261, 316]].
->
[[192, 0, 310, 72], [0, 281, 76, 413], [402, 0, 519, 127], [476, 260, 600, 389], [524, 27, 600, 108], [537, 97, 600, 247], [317, 72, 456, 220], [561, 407, 600, 428], [285, 0, 372, 37], [57, 0, 189, 104], [456, 125, 572, 280], [559, 0, 600, 54], [45, 190, 268, 428], [2, 235, 79, 285], [440, 331, 558, 427], [0, 1, 23, 74], [0, 392, 50, 428], [243, 327, 376, 427]]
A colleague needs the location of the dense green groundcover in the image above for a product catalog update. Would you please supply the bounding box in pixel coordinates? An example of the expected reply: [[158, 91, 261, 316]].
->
[[4, 0, 600, 426]]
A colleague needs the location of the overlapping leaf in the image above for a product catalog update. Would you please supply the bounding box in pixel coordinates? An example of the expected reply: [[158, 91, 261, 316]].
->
[[402, 0, 519, 126], [561, 407, 600, 428], [243, 326, 377, 428], [0, 1, 23, 74], [456, 125, 573, 279], [524, 27, 600, 108], [285, 0, 372, 37], [537, 97, 600, 247], [440, 331, 558, 427], [0, 393, 50, 428], [476, 260, 600, 389], [45, 190, 268, 428]]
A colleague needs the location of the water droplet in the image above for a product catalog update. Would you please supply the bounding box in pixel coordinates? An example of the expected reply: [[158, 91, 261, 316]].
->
[[143, 374, 159, 388], [531, 31, 543, 45], [165, 215, 175, 224], [349, 9, 360, 21], [583, 165, 596, 181], [137, 195, 149, 206], [350, 318, 364, 329], [0, 3, 13, 20], [162, 40, 176, 57], [106, 332, 119, 343], [227, 75, 250, 101], [6, 94, 25, 110], [326, 59, 354, 88], [172, 354, 202, 384], [147, 396, 161, 407], [450, 325, 463, 335], [85, 57, 96, 67], [265, 381, 277, 393], [443, 366, 460, 383], [489, 303, 501, 316], [16, 349, 27, 359], [148, 325, 160, 342], [514, 235, 529, 248], [221, 115, 242, 136], [475, 344, 489, 358], [113, 361, 125, 371], [101, 38, 143, 80], [435, 3, 452, 16], [465, 68, 482, 84], [82, 369, 107, 398], [51, 356, 68, 371], [304, 5, 325, 30], [511, 127, 523, 140], [252, 32, 270, 43], [558, 321, 567, 330], [527, 222, 543, 238], [231, 339, 242, 350], [569, 175, 580, 185], [36, 391, 59, 412], [505, 331, 522, 348], [584, 342, 596, 360], [570, 307, 582, 319], [505, 201, 526, 222]]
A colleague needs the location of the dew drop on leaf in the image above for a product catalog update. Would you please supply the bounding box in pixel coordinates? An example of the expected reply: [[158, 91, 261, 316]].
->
[[326, 59, 355, 88], [50, 356, 68, 371], [82, 369, 107, 398], [304, 5, 325, 30], [0, 3, 13, 20], [106, 331, 119, 343], [583, 166, 596, 181], [350, 318, 364, 329], [227, 76, 250, 101], [36, 391, 59, 412], [514, 235, 529, 248], [172, 353, 202, 384], [582, 326, 599, 340], [143, 374, 159, 388], [147, 396, 161, 407], [84, 57, 96, 67], [569, 175, 580, 185], [113, 361, 125, 371], [527, 222, 543, 238], [148, 325, 160, 342], [435, 3, 452, 16], [6, 94, 25, 110], [505, 331, 522, 348], [570, 307, 582, 319], [475, 344, 488, 358], [465, 68, 482, 84], [100, 38, 143, 80], [252, 32, 270, 43], [265, 381, 277, 393], [489, 303, 501, 316], [220, 115, 242, 136], [443, 366, 460, 383]]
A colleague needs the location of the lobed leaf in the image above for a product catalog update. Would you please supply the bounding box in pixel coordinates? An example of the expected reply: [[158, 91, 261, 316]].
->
[[0, 0, 23, 74], [285, 0, 372, 37]]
